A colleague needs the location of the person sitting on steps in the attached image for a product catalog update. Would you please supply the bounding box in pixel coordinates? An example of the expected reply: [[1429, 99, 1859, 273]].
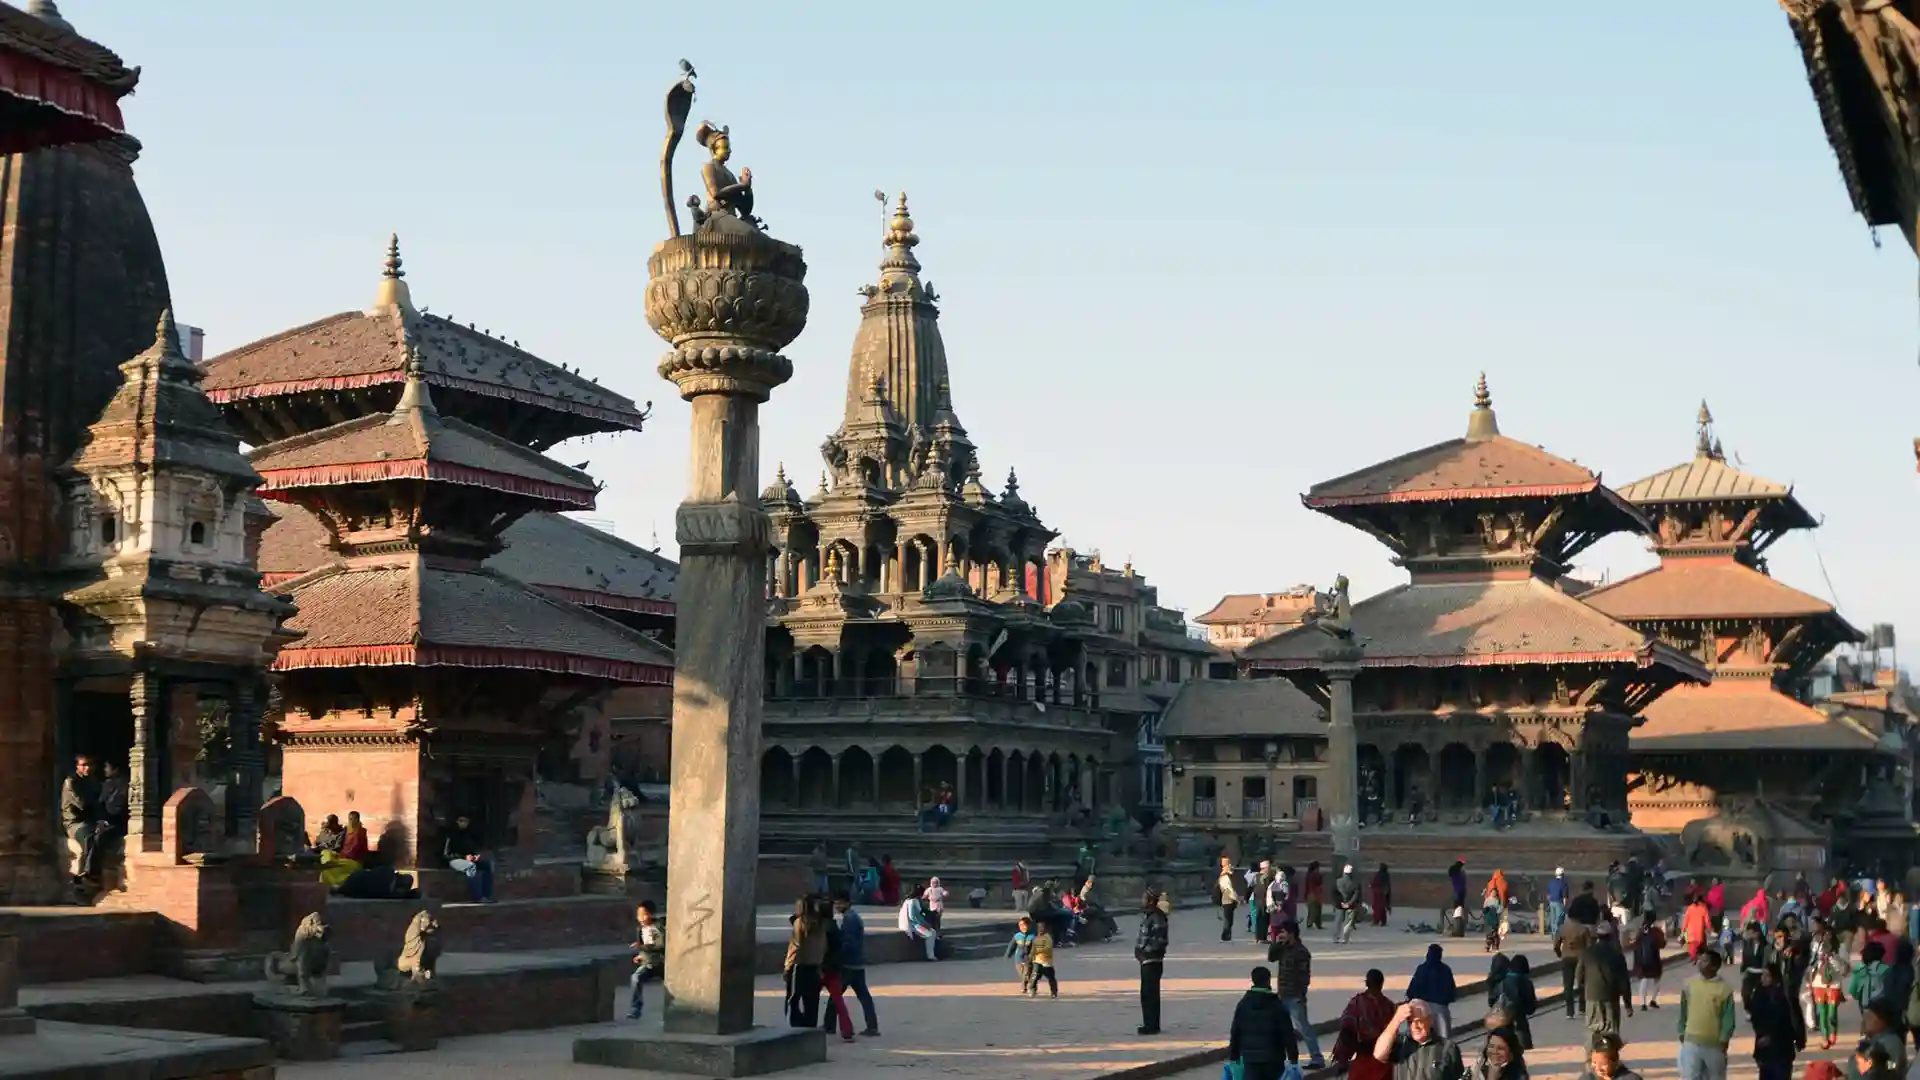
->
[[442, 813, 495, 903]]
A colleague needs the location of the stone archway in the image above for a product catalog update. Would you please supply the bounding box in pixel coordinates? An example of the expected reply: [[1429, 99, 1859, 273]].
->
[[1536, 742, 1570, 812], [1484, 743, 1522, 798], [923, 745, 959, 802], [1025, 753, 1047, 813], [965, 747, 985, 810], [797, 747, 834, 809], [761, 747, 795, 808], [840, 747, 875, 808], [1393, 744, 1431, 810], [986, 748, 1005, 808], [1437, 743, 1476, 811], [1007, 751, 1026, 811], [877, 746, 915, 808], [1045, 753, 1063, 811]]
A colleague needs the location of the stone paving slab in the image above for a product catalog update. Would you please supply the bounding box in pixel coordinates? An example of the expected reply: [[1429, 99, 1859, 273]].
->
[[0, 1019, 274, 1079], [271, 912, 1561, 1079]]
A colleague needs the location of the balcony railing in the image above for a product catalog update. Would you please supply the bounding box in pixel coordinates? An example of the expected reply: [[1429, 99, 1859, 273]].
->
[[1192, 797, 1218, 819], [769, 674, 1099, 709], [1242, 797, 1268, 819]]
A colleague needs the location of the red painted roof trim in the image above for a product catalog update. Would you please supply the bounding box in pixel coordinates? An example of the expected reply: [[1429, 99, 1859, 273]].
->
[[272, 642, 671, 685], [257, 459, 596, 509], [1304, 480, 1599, 508]]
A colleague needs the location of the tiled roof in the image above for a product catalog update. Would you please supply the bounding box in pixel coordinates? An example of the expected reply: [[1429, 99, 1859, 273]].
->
[[489, 511, 678, 611], [1582, 559, 1849, 623], [259, 502, 678, 613], [1160, 679, 1326, 739], [248, 392, 597, 508], [0, 4, 136, 88], [1631, 683, 1880, 753], [201, 307, 646, 431], [1194, 590, 1322, 626], [1614, 454, 1791, 504], [1243, 577, 1707, 680], [272, 561, 672, 682], [1305, 434, 1602, 507]]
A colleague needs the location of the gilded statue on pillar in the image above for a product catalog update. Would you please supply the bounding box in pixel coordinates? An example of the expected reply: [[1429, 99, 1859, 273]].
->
[[658, 59, 765, 235], [1316, 574, 1354, 640]]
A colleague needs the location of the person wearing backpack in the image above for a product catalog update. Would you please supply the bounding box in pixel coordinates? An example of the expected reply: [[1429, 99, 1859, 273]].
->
[[1849, 941, 1891, 1033]]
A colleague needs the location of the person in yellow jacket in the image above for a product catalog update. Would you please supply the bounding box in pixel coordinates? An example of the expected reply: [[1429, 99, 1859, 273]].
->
[[1024, 924, 1058, 998]]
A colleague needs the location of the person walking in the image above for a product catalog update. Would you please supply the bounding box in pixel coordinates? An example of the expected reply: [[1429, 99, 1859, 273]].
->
[[922, 877, 948, 931], [625, 901, 665, 1021], [1810, 921, 1852, 1049], [1740, 920, 1772, 1013], [1269, 867, 1295, 943], [1252, 860, 1276, 944], [1685, 892, 1714, 961], [1305, 861, 1326, 931], [783, 896, 826, 1028], [1024, 921, 1058, 998], [1849, 942, 1891, 1030], [1135, 887, 1170, 1035], [1372, 864, 1393, 927], [817, 900, 855, 1042], [1556, 907, 1597, 1018], [1229, 966, 1298, 1080], [1548, 868, 1569, 938], [1578, 921, 1634, 1040], [1449, 860, 1469, 916], [1270, 919, 1327, 1068], [1218, 856, 1241, 942], [1333, 968, 1396, 1080], [1406, 944, 1459, 1036], [1012, 860, 1032, 913], [832, 892, 879, 1037], [1334, 864, 1361, 945], [1678, 949, 1736, 1080], [1632, 911, 1669, 1009], [1749, 964, 1799, 1080], [809, 843, 831, 896], [1501, 955, 1538, 1051]]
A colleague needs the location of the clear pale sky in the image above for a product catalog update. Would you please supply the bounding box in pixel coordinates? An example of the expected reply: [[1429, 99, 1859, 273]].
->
[[71, 2, 1920, 655]]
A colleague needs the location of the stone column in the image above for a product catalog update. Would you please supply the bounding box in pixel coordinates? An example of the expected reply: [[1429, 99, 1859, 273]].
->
[[829, 754, 842, 811], [0, 931, 31, 1035], [127, 667, 165, 845], [1319, 641, 1364, 863], [633, 210, 811, 1053], [231, 675, 265, 847]]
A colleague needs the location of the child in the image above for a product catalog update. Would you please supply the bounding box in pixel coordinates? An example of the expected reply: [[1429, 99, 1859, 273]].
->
[[1006, 916, 1036, 988], [1025, 923, 1058, 998], [627, 901, 665, 1020]]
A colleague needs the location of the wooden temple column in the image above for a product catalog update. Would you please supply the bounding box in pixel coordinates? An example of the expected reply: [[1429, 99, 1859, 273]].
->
[[828, 754, 842, 810], [126, 667, 165, 845], [789, 754, 802, 800], [870, 755, 882, 809], [911, 752, 924, 804]]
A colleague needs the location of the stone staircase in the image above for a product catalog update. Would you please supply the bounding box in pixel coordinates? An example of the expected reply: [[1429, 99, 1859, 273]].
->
[[337, 995, 403, 1059]]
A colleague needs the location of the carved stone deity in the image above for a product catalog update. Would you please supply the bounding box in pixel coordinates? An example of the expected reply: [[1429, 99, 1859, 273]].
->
[[396, 910, 441, 984], [264, 912, 331, 997], [1316, 574, 1354, 640], [585, 787, 642, 872]]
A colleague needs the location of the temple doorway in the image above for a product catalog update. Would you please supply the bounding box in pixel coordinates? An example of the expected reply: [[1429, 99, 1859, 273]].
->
[[1536, 743, 1570, 811], [964, 748, 984, 809], [1392, 744, 1431, 809], [840, 748, 875, 808], [760, 747, 795, 808], [797, 748, 833, 809], [986, 749, 1005, 807], [1484, 743, 1521, 802], [877, 746, 915, 808], [922, 746, 958, 802]]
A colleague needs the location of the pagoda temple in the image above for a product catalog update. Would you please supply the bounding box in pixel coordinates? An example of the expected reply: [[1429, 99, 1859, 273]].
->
[[203, 240, 673, 865], [1242, 377, 1709, 836], [759, 196, 1118, 834], [1585, 403, 1878, 847], [0, 0, 174, 903]]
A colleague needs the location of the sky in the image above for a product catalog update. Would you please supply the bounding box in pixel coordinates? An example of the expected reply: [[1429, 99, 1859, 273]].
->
[[66, 2, 1920, 658]]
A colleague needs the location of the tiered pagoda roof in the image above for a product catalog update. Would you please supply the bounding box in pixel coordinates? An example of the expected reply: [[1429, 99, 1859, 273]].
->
[[1248, 376, 1706, 688], [1587, 402, 1866, 754], [0, 1, 136, 154], [202, 237, 651, 450], [258, 357, 670, 684]]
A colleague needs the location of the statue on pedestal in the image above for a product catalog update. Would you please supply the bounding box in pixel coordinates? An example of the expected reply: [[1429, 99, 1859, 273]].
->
[[263, 912, 331, 998], [585, 787, 642, 872]]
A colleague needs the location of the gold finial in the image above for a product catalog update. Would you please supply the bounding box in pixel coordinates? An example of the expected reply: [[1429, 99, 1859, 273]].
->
[[1465, 372, 1499, 441], [885, 192, 919, 250], [775, 462, 788, 486], [1696, 400, 1716, 457], [370, 233, 415, 315], [824, 546, 843, 580], [866, 371, 886, 404]]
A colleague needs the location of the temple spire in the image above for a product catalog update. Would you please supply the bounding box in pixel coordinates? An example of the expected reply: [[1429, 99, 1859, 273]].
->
[[390, 343, 438, 421], [1465, 372, 1499, 441], [26, 0, 73, 32], [881, 192, 921, 275], [839, 190, 951, 437], [369, 232, 415, 316], [1696, 400, 1720, 459]]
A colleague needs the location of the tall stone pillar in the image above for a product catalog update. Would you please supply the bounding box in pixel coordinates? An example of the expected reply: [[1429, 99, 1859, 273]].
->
[[1319, 642, 1364, 863], [127, 667, 164, 845], [230, 676, 264, 847], [574, 77, 823, 1073]]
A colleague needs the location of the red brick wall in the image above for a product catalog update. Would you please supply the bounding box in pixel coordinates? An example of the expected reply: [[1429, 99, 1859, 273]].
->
[[280, 746, 422, 866], [11, 910, 156, 984]]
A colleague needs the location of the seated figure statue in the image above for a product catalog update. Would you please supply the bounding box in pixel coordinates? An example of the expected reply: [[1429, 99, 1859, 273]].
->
[[585, 787, 641, 872]]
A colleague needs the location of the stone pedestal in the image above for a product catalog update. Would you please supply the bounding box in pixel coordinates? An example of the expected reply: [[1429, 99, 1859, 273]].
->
[[574, 1027, 827, 1078], [0, 933, 32, 1036], [251, 992, 345, 1060], [1319, 642, 1365, 863], [373, 988, 439, 1052]]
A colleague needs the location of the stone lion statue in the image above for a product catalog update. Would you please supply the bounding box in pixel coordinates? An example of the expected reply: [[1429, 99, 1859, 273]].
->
[[264, 912, 331, 997], [397, 910, 441, 983], [585, 787, 641, 872]]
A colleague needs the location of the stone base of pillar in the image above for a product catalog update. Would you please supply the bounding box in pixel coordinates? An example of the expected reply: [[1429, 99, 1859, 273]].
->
[[0, 1007, 32, 1036], [251, 993, 345, 1060], [573, 1027, 827, 1077]]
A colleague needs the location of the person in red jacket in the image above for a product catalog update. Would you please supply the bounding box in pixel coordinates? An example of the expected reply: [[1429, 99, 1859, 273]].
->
[[340, 810, 370, 863]]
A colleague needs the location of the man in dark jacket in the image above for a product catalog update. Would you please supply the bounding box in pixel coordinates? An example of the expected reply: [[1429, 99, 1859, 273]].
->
[[59, 755, 103, 883], [1229, 966, 1298, 1080], [1556, 913, 1596, 1018], [1568, 881, 1603, 927], [1135, 888, 1170, 1035], [1406, 943, 1458, 1035], [441, 813, 494, 902], [1577, 922, 1634, 1039], [1269, 920, 1326, 1068]]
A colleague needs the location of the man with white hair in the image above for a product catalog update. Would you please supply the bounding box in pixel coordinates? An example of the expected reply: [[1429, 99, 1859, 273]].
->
[[1371, 999, 1464, 1080], [1334, 864, 1362, 944]]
